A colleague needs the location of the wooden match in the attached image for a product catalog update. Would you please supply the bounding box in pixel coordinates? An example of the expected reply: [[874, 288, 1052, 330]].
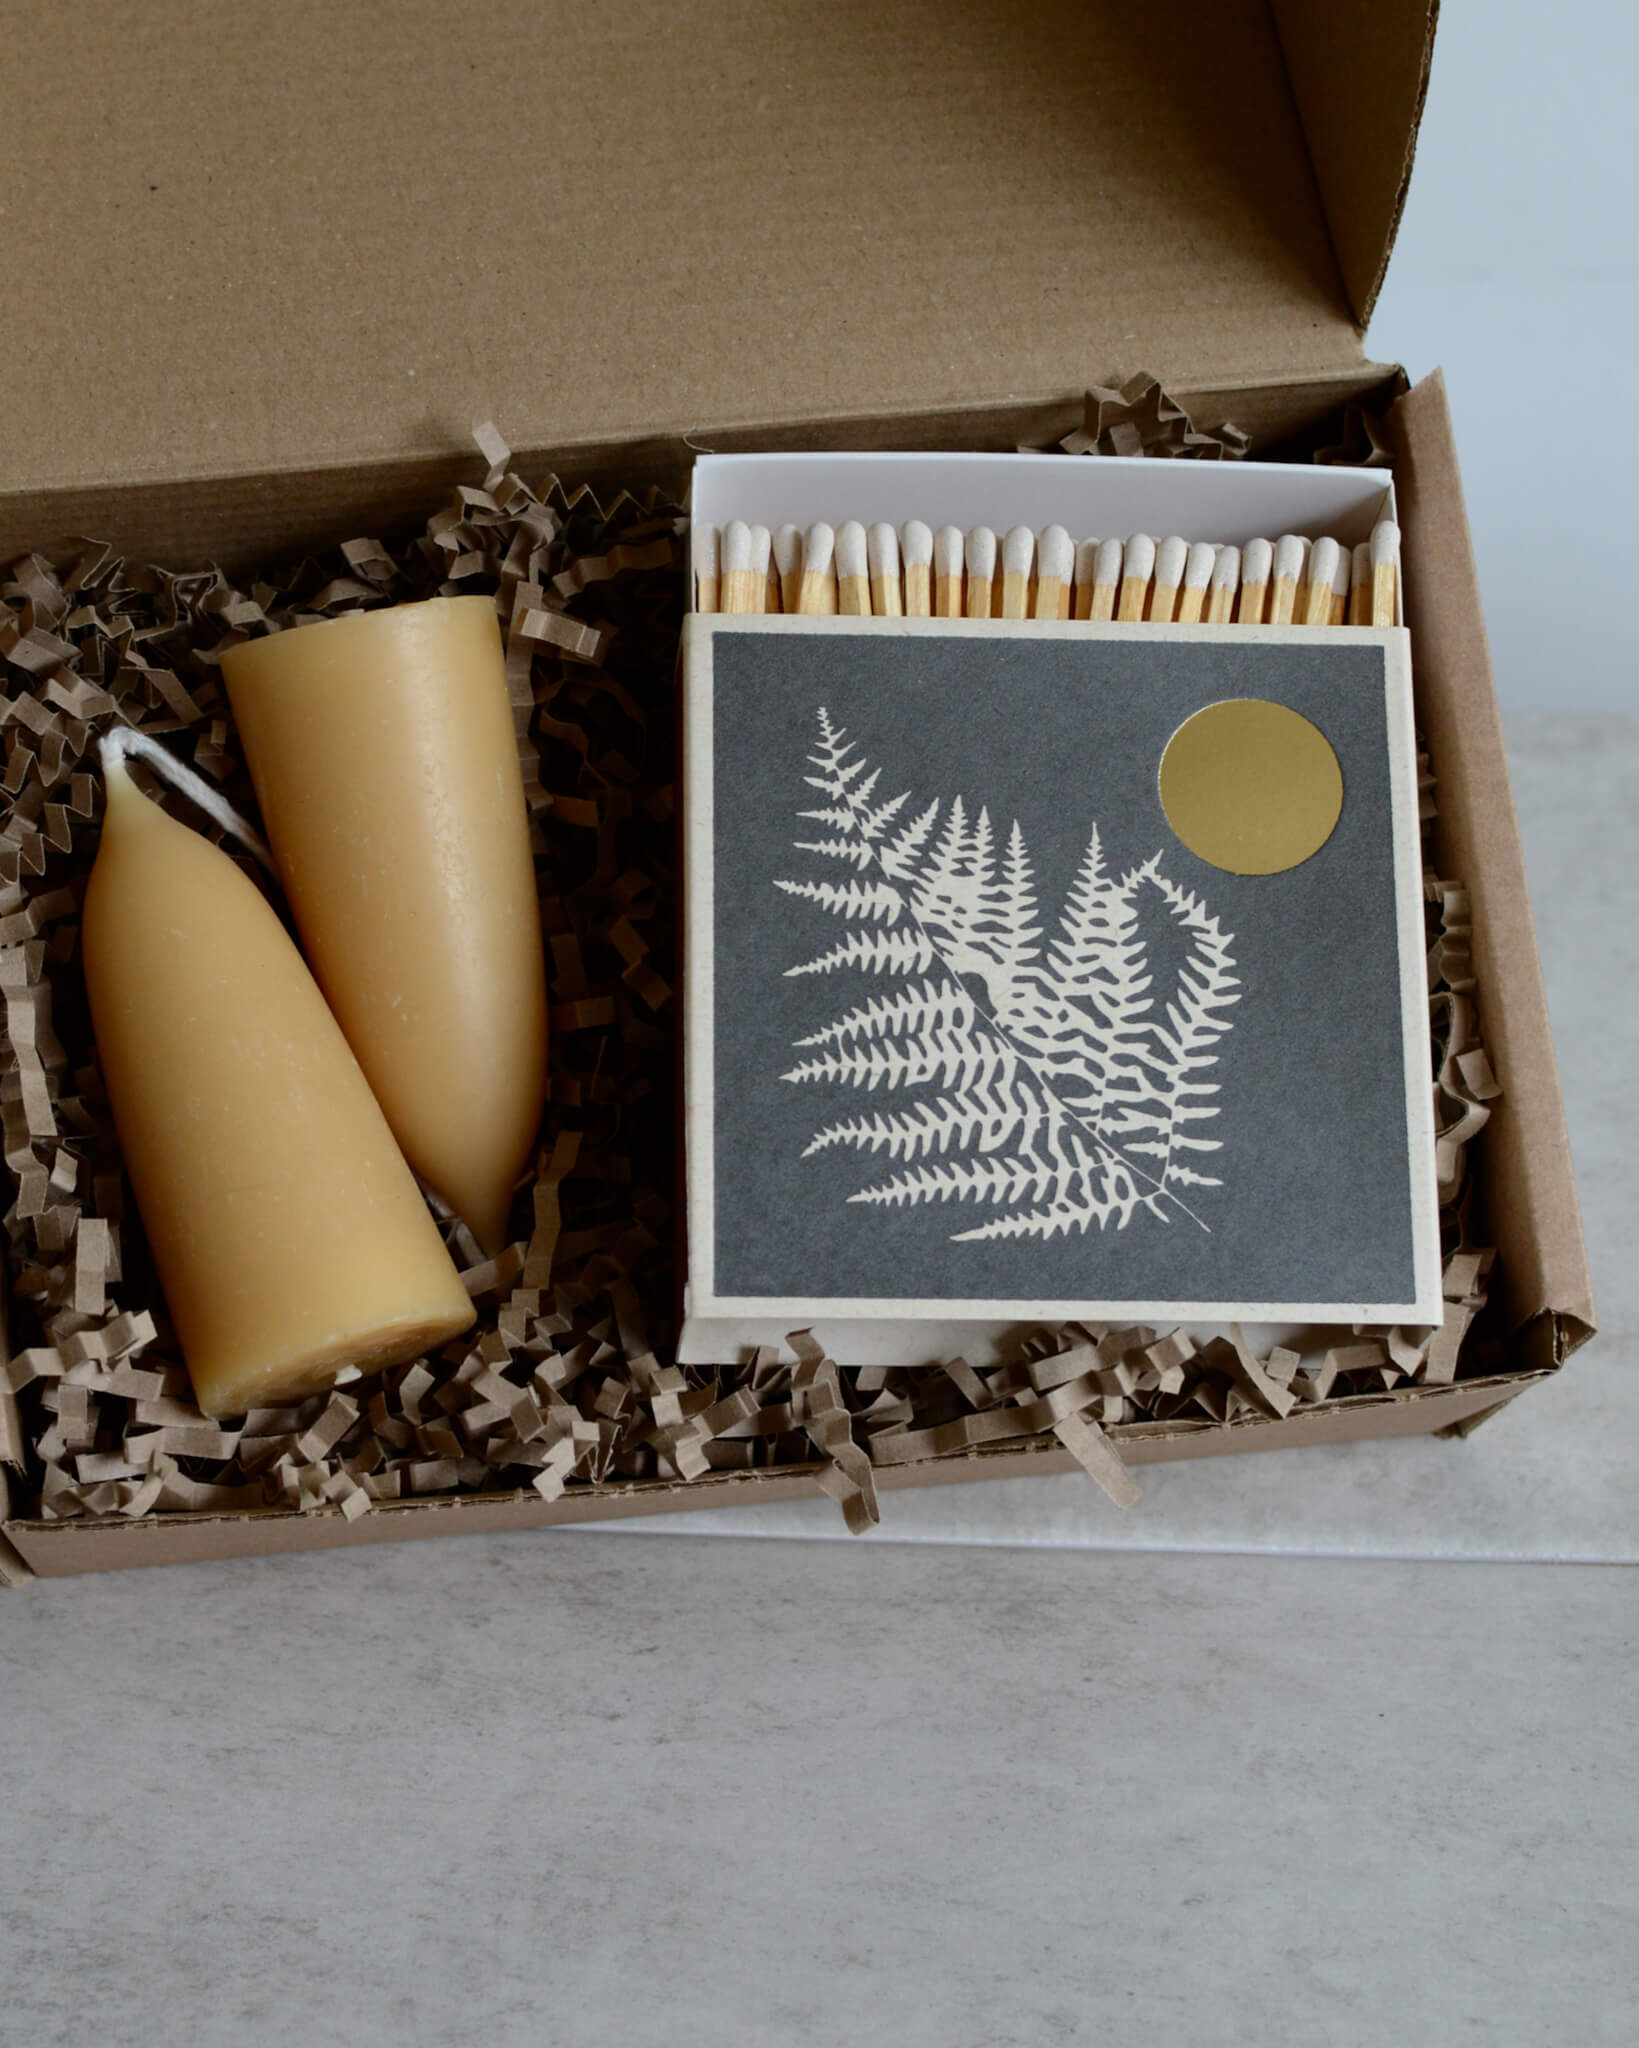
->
[[1034, 525, 1073, 619], [1175, 540, 1216, 624], [934, 526, 965, 617], [1117, 533, 1155, 621], [794, 523, 838, 614], [1148, 535, 1188, 623], [868, 521, 904, 616], [1000, 525, 1034, 619], [901, 521, 933, 616], [772, 525, 803, 613], [836, 521, 871, 615], [1206, 544, 1240, 624], [1238, 537, 1272, 623], [1370, 519, 1400, 625], [695, 523, 720, 614], [964, 526, 997, 619]]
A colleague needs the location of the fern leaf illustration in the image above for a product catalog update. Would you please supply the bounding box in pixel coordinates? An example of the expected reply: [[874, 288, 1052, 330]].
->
[[791, 976, 973, 1050], [785, 928, 939, 978], [804, 1075, 1049, 1163], [784, 1028, 1020, 1098], [1105, 867, 1241, 1190], [791, 835, 875, 869], [950, 1136, 1147, 1241], [775, 706, 1241, 1245], [772, 876, 903, 923]]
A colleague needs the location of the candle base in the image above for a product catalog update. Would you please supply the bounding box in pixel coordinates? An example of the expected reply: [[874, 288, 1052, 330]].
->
[[193, 1306, 476, 1421]]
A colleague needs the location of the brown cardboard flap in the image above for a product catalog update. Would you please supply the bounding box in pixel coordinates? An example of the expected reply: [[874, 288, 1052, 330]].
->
[[1390, 372, 1595, 1354], [1, 0, 1379, 507], [1271, 0, 1438, 327]]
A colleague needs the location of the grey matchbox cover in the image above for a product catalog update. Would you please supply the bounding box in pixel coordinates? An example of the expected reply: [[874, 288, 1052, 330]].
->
[[687, 620, 1436, 1326]]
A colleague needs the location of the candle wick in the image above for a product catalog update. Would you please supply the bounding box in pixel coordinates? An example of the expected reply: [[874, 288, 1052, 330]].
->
[[100, 728, 278, 878]]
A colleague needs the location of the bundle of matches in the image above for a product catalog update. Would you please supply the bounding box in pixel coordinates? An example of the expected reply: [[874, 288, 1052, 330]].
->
[[696, 517, 1402, 626]]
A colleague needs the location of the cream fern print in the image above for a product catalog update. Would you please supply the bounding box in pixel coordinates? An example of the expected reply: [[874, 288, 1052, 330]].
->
[[774, 708, 1242, 1242]]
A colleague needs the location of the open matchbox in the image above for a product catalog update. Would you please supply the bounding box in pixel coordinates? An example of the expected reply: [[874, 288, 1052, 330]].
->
[[0, 0, 1596, 1578], [681, 457, 1442, 1363]]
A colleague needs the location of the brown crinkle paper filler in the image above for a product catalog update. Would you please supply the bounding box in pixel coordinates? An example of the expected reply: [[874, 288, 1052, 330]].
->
[[1051, 372, 1254, 461], [0, 416, 1498, 1536]]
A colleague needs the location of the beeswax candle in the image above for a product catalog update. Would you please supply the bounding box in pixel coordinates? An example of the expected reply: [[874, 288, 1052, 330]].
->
[[83, 756, 476, 1419], [222, 597, 548, 1254]]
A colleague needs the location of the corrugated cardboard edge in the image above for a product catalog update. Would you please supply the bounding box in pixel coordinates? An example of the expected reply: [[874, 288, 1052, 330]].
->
[[2, 1372, 1543, 1578], [1390, 372, 1596, 1364], [1271, 0, 1438, 328]]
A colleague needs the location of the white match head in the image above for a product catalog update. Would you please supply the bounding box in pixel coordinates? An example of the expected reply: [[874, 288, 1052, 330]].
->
[[748, 524, 772, 576], [1242, 537, 1272, 585], [1074, 537, 1101, 584], [965, 526, 997, 578], [1329, 540, 1352, 598], [1210, 544, 1240, 591], [1038, 525, 1074, 584], [1123, 532, 1156, 580], [934, 525, 965, 578], [722, 520, 753, 574], [901, 520, 933, 567], [1351, 539, 1371, 585], [772, 524, 802, 577], [1093, 537, 1124, 587], [1308, 536, 1342, 596], [1002, 524, 1035, 579], [835, 520, 868, 581], [696, 523, 719, 575], [867, 521, 900, 577], [803, 522, 835, 574], [1184, 540, 1216, 592], [1371, 519, 1401, 569], [1155, 535, 1188, 589], [1273, 534, 1306, 585]]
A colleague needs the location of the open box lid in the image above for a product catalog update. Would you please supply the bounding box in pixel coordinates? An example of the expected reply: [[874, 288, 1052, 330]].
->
[[1, 0, 1432, 537]]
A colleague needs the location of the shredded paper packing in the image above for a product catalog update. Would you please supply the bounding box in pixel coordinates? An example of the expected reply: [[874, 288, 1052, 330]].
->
[[0, 386, 1503, 1538]]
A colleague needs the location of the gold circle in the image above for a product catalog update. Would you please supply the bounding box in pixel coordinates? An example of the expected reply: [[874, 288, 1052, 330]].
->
[[1158, 699, 1343, 875]]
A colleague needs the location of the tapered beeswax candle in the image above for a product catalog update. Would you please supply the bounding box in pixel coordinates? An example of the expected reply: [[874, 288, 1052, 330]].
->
[[222, 598, 548, 1255], [82, 760, 477, 1419]]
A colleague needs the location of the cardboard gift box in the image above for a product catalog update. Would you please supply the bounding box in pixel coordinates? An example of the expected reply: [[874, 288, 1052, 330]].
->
[[0, 0, 1594, 1578]]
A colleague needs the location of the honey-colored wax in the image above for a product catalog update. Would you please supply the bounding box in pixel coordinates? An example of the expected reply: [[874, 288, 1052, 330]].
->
[[82, 760, 476, 1420], [222, 597, 548, 1254]]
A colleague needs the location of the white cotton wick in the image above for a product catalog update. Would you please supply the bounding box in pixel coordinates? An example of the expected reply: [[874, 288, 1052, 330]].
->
[[1037, 525, 1074, 586], [867, 522, 901, 579], [965, 526, 997, 578], [100, 725, 276, 875], [1272, 534, 1307, 586], [1184, 541, 1216, 593], [1093, 537, 1124, 587], [1122, 532, 1156, 581], [901, 520, 933, 567], [1154, 535, 1189, 590], [1002, 524, 1035, 578], [1371, 519, 1401, 570], [1242, 537, 1273, 586], [835, 521, 868, 581], [803, 522, 836, 575], [1210, 544, 1241, 592], [772, 524, 803, 578], [934, 525, 965, 579]]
